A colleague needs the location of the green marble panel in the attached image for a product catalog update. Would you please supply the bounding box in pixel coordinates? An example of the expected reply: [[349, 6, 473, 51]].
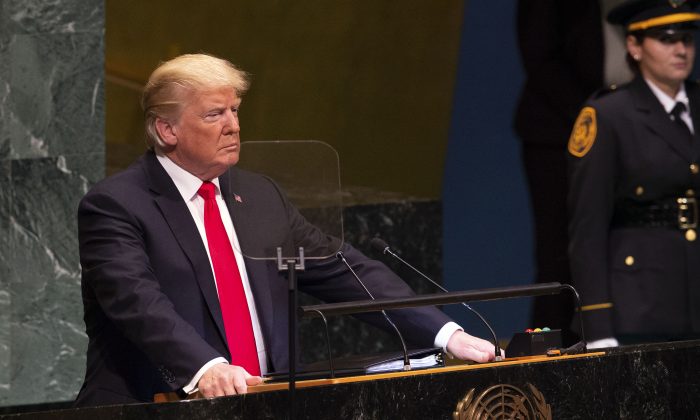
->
[[0, 0, 103, 35], [0, 0, 104, 407], [0, 161, 10, 400], [2, 33, 104, 160], [4, 155, 104, 405], [0, 34, 10, 159]]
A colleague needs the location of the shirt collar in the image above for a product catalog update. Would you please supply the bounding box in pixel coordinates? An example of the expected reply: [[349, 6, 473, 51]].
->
[[155, 153, 221, 202], [644, 78, 689, 114]]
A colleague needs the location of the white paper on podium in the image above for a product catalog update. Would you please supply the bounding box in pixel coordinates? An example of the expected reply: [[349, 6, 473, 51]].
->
[[365, 353, 441, 374]]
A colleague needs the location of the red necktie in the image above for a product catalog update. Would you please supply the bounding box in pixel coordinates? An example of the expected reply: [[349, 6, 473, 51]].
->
[[198, 181, 260, 375]]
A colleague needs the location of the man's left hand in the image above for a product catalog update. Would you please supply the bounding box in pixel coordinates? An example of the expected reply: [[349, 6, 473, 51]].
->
[[446, 330, 503, 362]]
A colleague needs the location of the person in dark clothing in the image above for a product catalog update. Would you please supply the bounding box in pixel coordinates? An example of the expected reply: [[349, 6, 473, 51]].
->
[[568, 0, 700, 348], [515, 0, 606, 344]]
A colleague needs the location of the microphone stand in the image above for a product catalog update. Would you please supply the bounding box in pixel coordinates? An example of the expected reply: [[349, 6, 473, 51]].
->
[[300, 282, 569, 318], [336, 252, 411, 370], [560, 283, 587, 353], [372, 239, 502, 361], [277, 247, 305, 420], [300, 282, 589, 356]]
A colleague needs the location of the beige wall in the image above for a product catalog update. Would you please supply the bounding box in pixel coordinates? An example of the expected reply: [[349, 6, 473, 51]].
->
[[106, 0, 464, 199]]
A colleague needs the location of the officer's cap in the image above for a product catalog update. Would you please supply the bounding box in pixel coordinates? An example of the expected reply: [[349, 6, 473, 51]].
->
[[608, 0, 700, 34]]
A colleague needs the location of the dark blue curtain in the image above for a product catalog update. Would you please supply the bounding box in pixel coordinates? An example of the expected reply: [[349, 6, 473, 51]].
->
[[442, 0, 534, 340]]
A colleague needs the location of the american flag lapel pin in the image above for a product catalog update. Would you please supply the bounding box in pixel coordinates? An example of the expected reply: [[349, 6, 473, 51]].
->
[[233, 193, 243, 203]]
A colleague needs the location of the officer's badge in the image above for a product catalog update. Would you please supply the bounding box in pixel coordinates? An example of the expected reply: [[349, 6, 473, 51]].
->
[[669, 0, 686, 7], [568, 107, 597, 158]]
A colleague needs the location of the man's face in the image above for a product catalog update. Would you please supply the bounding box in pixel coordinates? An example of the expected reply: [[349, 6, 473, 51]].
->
[[167, 86, 242, 180], [631, 32, 695, 91]]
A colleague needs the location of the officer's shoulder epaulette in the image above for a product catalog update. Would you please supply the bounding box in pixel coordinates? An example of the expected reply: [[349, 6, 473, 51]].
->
[[590, 84, 619, 100]]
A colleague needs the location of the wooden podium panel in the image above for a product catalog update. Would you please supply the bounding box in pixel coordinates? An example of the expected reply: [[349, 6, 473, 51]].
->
[[153, 351, 604, 402], [3, 341, 700, 419]]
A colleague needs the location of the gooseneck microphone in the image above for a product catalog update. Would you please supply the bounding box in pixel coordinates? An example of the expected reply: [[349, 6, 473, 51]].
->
[[370, 237, 503, 361], [335, 251, 411, 370]]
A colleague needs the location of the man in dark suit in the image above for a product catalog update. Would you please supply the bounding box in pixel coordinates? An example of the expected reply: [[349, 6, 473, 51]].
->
[[75, 53, 497, 406]]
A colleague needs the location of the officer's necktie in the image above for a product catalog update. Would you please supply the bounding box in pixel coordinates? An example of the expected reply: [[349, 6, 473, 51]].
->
[[198, 181, 260, 375], [670, 102, 693, 140]]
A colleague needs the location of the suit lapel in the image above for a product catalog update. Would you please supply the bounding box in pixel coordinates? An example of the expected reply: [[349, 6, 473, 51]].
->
[[143, 152, 228, 345], [631, 77, 693, 160], [219, 168, 276, 344]]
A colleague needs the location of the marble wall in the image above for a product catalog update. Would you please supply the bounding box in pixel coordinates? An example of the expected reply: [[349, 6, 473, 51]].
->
[[0, 0, 104, 406]]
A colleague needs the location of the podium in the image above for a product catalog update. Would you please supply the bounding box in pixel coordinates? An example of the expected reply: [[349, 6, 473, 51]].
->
[[3, 339, 700, 419]]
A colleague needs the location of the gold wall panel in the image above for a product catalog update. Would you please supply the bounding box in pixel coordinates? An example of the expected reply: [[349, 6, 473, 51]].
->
[[106, 0, 464, 200]]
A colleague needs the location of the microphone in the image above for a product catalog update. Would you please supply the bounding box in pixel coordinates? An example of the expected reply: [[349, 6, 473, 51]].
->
[[370, 237, 503, 361], [335, 251, 411, 370]]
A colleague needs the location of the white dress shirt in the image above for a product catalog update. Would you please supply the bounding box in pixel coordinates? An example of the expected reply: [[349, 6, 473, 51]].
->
[[646, 78, 694, 134], [156, 155, 268, 393]]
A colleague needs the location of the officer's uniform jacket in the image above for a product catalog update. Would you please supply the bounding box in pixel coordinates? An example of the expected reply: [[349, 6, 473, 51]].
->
[[568, 76, 700, 340]]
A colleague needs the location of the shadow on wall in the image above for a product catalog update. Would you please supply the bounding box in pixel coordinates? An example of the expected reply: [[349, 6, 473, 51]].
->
[[442, 1, 535, 341]]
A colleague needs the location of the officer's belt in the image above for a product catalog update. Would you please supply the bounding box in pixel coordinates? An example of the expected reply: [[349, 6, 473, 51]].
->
[[612, 196, 697, 229]]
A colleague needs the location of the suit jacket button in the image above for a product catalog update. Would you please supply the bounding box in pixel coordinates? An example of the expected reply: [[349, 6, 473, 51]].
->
[[691, 164, 699, 175], [635, 186, 644, 196]]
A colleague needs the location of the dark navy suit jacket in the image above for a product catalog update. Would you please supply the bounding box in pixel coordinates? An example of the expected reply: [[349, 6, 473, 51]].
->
[[569, 78, 700, 340], [75, 151, 451, 406]]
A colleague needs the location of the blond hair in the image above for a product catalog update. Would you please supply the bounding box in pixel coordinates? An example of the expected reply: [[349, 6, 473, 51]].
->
[[141, 53, 249, 150]]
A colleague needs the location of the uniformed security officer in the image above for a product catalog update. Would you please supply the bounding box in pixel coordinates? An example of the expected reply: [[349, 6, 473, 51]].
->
[[568, 0, 700, 348]]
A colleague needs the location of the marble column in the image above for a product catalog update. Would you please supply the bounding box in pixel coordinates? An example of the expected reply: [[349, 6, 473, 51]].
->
[[0, 0, 104, 406]]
